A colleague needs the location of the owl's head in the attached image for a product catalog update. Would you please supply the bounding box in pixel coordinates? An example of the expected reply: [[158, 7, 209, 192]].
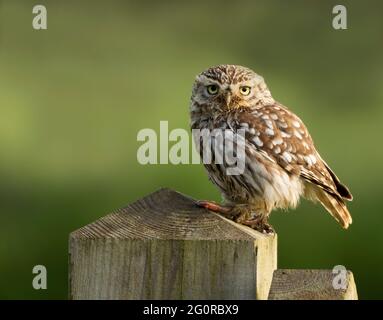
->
[[191, 65, 274, 112]]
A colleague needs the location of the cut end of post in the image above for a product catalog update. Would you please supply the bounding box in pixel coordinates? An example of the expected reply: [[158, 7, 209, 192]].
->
[[70, 187, 275, 241], [268, 269, 358, 300]]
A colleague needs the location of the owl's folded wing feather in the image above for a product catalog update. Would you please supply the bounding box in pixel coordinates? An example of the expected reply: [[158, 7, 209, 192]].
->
[[235, 102, 353, 228]]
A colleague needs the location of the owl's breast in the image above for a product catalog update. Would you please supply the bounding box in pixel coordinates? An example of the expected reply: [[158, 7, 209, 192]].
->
[[205, 148, 304, 212]]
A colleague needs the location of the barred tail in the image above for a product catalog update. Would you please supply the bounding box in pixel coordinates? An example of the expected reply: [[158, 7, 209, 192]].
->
[[316, 189, 353, 229]]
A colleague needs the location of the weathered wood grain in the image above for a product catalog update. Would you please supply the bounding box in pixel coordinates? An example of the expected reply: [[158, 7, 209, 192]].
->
[[268, 269, 358, 300], [69, 188, 277, 300]]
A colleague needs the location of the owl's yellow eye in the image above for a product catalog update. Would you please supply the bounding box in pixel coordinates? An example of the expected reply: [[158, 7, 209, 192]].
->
[[206, 85, 219, 95], [239, 86, 251, 96]]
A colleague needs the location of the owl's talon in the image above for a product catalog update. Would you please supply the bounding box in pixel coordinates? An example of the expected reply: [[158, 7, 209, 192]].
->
[[241, 218, 274, 234], [262, 224, 275, 234]]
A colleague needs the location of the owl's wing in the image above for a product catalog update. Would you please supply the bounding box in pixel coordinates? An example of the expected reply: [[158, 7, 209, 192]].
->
[[234, 102, 352, 227], [319, 157, 353, 200]]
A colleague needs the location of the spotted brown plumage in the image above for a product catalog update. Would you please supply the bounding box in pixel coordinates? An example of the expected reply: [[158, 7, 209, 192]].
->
[[190, 65, 352, 232]]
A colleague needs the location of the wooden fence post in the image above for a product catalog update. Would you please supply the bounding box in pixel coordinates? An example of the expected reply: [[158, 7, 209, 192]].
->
[[69, 188, 277, 300], [268, 269, 358, 300]]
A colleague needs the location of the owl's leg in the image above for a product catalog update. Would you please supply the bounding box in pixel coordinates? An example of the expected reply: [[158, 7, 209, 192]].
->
[[195, 200, 240, 219], [196, 201, 274, 233]]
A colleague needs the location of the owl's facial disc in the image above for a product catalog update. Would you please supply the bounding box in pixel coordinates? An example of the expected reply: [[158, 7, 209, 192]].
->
[[192, 65, 275, 113]]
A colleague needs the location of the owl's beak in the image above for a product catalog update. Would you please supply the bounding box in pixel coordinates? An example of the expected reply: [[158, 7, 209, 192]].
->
[[224, 91, 232, 108]]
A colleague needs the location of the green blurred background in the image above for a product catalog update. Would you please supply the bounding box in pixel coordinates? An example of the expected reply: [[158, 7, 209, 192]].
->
[[0, 0, 382, 299]]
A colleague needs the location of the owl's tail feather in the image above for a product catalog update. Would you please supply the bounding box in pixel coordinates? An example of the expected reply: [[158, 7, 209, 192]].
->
[[316, 190, 352, 229]]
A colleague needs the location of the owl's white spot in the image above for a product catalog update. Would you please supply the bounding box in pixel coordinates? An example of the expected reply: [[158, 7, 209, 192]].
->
[[294, 130, 303, 139], [309, 154, 317, 164], [273, 106, 280, 110], [278, 121, 288, 129], [303, 141, 310, 150], [253, 136, 263, 147], [272, 137, 283, 145], [292, 120, 300, 128], [265, 128, 274, 136], [249, 128, 256, 135], [261, 115, 270, 120], [282, 151, 292, 163], [281, 131, 291, 138], [240, 122, 249, 129], [304, 155, 313, 166], [267, 141, 274, 149], [270, 113, 278, 120], [264, 119, 273, 129], [274, 146, 281, 154]]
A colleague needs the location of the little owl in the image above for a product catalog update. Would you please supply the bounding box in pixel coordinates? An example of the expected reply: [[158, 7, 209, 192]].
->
[[190, 64, 353, 233]]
